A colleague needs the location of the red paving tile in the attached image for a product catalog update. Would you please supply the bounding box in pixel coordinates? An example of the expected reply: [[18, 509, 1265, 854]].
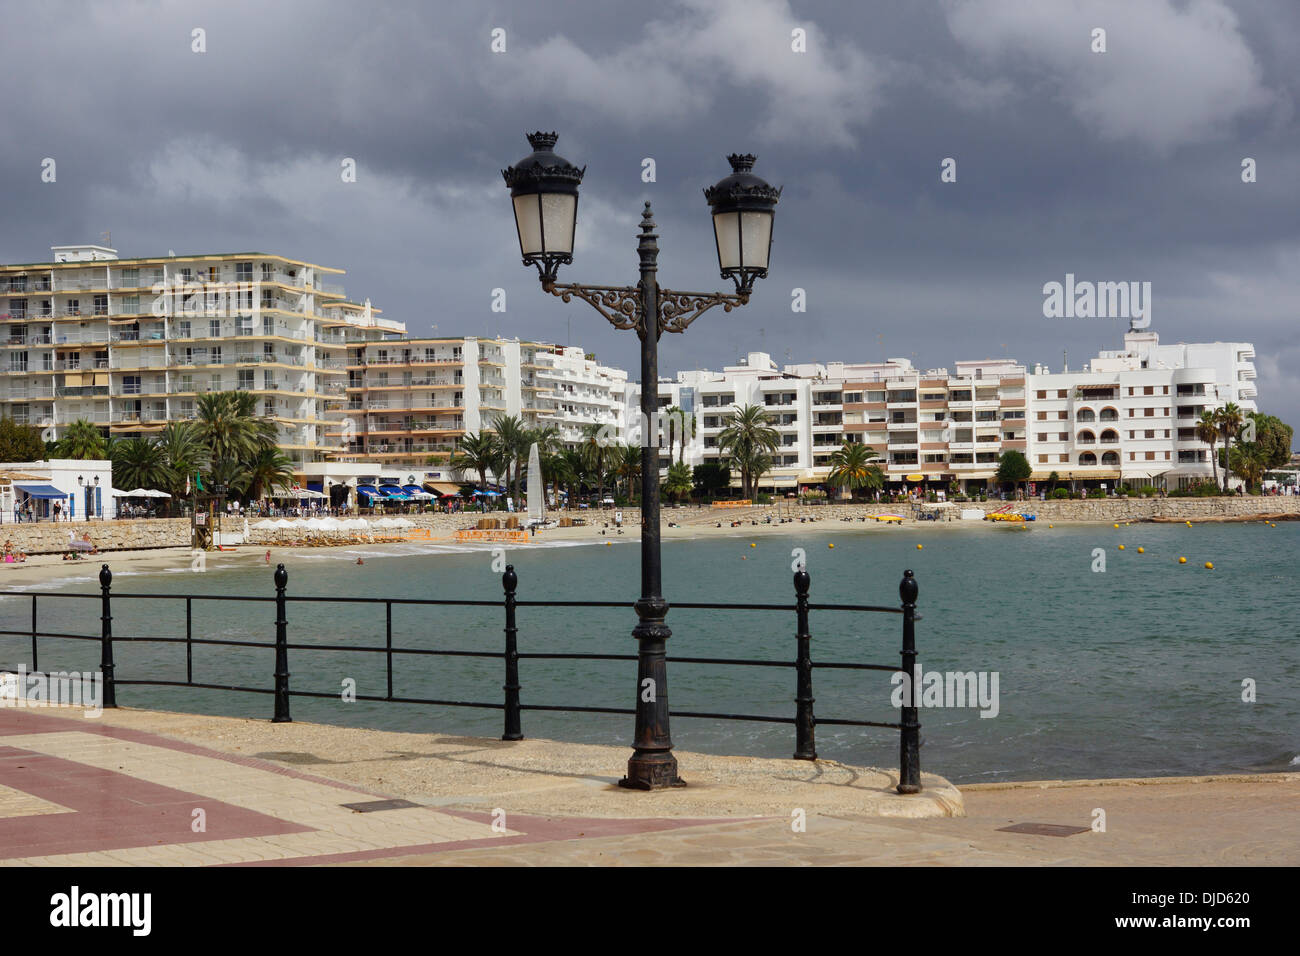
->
[[0, 746, 310, 859], [0, 708, 738, 865]]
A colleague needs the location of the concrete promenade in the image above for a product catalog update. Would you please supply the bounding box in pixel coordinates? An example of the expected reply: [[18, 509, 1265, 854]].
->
[[1, 706, 1296, 866]]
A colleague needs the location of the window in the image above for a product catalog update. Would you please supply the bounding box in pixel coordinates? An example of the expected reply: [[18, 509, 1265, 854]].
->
[[93, 294, 107, 316], [1036, 390, 1046, 399], [1037, 454, 1047, 463], [1057, 411, 1067, 420], [1144, 408, 1154, 417], [1144, 385, 1154, 395], [1057, 389, 1067, 398], [1036, 411, 1047, 420], [1037, 433, 1047, 442], [1144, 429, 1154, 439], [236, 262, 252, 281], [209, 318, 220, 337], [180, 374, 193, 391], [1059, 454, 1068, 463], [1058, 432, 1068, 441], [178, 320, 191, 338]]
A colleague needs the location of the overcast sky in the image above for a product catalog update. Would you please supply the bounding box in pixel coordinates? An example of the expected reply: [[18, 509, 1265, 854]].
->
[[2, 0, 1296, 428]]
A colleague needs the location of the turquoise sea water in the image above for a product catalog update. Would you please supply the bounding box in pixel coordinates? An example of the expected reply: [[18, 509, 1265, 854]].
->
[[3, 521, 1297, 784]]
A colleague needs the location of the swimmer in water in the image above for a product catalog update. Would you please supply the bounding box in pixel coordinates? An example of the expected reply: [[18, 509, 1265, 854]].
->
[[265, 550, 271, 563], [356, 558, 364, 565]]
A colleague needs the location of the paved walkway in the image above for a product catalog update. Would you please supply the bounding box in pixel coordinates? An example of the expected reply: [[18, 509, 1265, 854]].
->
[[1, 707, 1296, 866]]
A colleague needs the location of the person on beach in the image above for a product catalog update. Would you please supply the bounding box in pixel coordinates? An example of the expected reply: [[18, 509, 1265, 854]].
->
[[265, 550, 271, 563]]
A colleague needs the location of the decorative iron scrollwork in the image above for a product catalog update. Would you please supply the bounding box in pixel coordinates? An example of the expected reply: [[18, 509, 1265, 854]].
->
[[657, 288, 749, 334], [543, 282, 642, 331]]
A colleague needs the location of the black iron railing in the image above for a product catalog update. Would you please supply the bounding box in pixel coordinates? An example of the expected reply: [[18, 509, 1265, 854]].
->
[[0, 562, 924, 793]]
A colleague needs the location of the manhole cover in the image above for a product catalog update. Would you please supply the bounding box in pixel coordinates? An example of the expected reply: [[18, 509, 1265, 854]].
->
[[341, 798, 421, 813], [254, 751, 336, 765], [997, 822, 1090, 837]]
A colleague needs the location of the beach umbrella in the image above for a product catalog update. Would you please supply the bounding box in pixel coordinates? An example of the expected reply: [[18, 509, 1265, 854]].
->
[[253, 519, 277, 530], [274, 519, 295, 529]]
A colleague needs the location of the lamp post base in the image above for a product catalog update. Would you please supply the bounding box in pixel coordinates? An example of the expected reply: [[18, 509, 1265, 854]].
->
[[619, 751, 686, 790]]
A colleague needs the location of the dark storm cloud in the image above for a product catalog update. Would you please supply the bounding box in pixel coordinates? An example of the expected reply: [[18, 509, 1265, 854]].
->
[[1, 0, 1296, 428]]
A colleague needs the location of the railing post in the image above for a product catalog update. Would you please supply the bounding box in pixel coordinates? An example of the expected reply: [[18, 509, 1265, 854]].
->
[[272, 563, 291, 723], [793, 566, 816, 760], [897, 568, 921, 793], [30, 594, 38, 673], [99, 564, 116, 708], [502, 564, 522, 740]]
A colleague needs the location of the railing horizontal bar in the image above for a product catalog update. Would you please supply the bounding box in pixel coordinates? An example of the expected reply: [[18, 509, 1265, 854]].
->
[[0, 629, 99, 642], [815, 717, 904, 729], [284, 596, 501, 607], [116, 680, 273, 695], [284, 644, 503, 659], [813, 662, 901, 672], [518, 652, 637, 661], [0, 592, 100, 600], [285, 689, 504, 709]]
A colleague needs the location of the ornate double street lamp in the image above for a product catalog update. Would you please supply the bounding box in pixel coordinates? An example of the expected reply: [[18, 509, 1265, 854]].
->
[[503, 132, 781, 789]]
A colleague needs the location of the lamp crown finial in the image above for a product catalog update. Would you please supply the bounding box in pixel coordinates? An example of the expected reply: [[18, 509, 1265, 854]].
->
[[527, 131, 559, 151], [727, 153, 757, 173]]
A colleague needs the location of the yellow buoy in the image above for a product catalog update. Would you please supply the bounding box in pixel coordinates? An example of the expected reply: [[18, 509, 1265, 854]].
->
[[1118, 545, 1125, 550], [1048, 524, 1053, 528], [828, 542, 835, 549], [1186, 521, 1192, 527], [750, 542, 756, 548], [1178, 556, 1186, 563], [605, 541, 612, 546], [916, 544, 923, 550], [1137, 547, 1144, 553], [1113, 523, 1119, 528], [1204, 561, 1214, 569]]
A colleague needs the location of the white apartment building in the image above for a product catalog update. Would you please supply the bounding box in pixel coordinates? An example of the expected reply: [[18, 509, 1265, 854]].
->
[[643, 330, 1254, 494], [534, 346, 628, 447], [333, 336, 561, 465], [1024, 330, 1259, 490], [0, 245, 402, 467]]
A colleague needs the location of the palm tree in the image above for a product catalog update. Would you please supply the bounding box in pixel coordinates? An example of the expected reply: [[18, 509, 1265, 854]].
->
[[615, 443, 642, 502], [662, 461, 693, 502], [490, 414, 530, 508], [195, 391, 276, 478], [560, 447, 586, 507], [110, 437, 169, 492], [717, 404, 780, 499], [1228, 442, 1267, 491], [156, 421, 207, 505], [449, 432, 497, 494], [1215, 403, 1245, 492], [1195, 410, 1220, 490], [54, 418, 108, 459], [826, 441, 884, 501], [245, 446, 295, 501], [579, 423, 610, 503]]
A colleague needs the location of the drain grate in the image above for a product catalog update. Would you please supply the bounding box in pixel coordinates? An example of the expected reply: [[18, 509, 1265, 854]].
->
[[997, 822, 1091, 837], [341, 798, 421, 813]]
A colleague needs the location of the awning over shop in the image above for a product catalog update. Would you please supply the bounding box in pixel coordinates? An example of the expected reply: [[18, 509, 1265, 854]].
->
[[424, 481, 463, 496], [356, 485, 379, 499], [378, 485, 410, 500], [14, 484, 68, 499]]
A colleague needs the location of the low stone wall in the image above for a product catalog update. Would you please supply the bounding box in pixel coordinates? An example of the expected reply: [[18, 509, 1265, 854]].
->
[[0, 518, 191, 555]]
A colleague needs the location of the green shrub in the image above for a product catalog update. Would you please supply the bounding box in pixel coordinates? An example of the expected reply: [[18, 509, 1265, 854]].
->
[[1049, 488, 1071, 499], [1086, 489, 1106, 499]]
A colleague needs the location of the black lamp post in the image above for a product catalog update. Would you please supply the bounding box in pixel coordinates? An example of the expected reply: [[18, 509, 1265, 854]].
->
[[503, 132, 780, 790]]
